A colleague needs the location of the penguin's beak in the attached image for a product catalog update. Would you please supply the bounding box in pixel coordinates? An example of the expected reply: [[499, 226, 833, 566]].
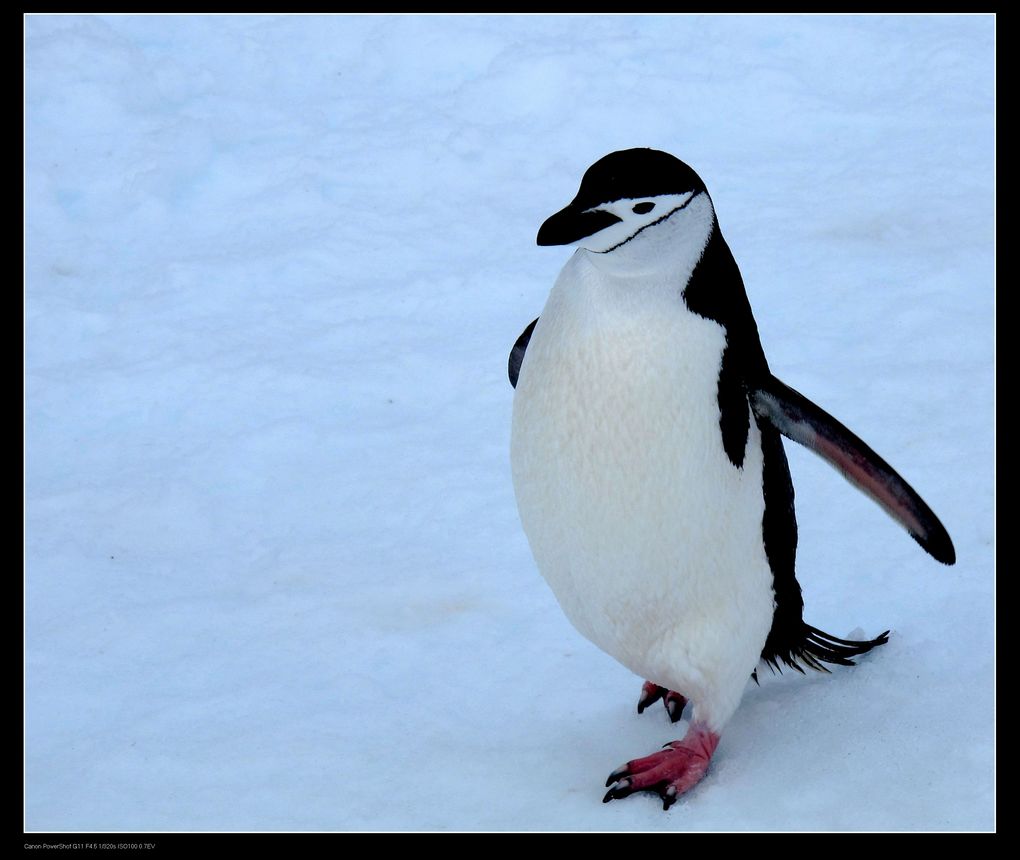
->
[[537, 203, 622, 246]]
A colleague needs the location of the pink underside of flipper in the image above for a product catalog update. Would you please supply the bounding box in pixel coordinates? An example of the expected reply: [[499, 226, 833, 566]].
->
[[604, 722, 720, 810], [810, 429, 926, 538]]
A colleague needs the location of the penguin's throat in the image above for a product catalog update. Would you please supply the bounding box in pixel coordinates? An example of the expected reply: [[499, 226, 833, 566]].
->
[[580, 202, 714, 281]]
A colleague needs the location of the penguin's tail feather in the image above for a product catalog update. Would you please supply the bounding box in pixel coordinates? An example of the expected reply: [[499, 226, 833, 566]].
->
[[796, 624, 890, 672], [757, 624, 890, 679]]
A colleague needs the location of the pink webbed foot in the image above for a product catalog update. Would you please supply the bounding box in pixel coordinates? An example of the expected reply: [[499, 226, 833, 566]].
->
[[636, 681, 688, 723], [603, 723, 720, 810]]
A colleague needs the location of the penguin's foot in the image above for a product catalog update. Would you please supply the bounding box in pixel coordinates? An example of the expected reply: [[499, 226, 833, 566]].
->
[[603, 722, 720, 811], [636, 681, 688, 723]]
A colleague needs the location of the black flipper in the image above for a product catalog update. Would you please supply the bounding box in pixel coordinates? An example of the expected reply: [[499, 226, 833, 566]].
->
[[750, 375, 956, 566], [508, 317, 538, 389]]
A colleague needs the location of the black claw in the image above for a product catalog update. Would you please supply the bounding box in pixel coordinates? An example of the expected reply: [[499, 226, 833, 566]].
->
[[605, 763, 629, 787], [658, 783, 680, 811], [637, 685, 665, 714], [666, 699, 684, 723], [602, 779, 631, 802], [605, 775, 685, 809]]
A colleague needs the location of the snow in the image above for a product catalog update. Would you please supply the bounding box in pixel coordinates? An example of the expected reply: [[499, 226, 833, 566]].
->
[[25, 13, 994, 832]]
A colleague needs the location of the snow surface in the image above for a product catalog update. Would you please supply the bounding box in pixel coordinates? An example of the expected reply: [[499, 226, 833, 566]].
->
[[25, 14, 994, 832]]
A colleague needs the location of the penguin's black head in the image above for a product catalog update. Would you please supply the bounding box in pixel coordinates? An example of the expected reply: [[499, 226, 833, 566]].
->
[[537, 149, 710, 252]]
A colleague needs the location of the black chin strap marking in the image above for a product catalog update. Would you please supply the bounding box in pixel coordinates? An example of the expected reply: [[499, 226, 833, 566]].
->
[[597, 193, 699, 254]]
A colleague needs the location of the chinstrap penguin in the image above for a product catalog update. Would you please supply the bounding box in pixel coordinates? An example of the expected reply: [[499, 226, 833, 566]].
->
[[508, 148, 955, 810]]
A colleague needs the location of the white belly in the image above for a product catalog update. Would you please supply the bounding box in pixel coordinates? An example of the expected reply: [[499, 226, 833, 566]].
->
[[510, 252, 774, 729]]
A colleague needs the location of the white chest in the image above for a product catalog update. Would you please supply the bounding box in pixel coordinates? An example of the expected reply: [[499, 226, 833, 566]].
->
[[510, 251, 774, 698]]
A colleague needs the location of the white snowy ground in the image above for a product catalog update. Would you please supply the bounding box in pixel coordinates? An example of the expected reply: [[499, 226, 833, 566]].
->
[[25, 14, 994, 832]]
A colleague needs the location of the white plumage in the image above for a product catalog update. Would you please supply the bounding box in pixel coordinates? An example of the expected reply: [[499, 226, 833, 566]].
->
[[511, 192, 773, 733]]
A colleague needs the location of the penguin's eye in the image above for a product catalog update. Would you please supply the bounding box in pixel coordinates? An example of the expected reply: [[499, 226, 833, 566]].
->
[[632, 202, 655, 215]]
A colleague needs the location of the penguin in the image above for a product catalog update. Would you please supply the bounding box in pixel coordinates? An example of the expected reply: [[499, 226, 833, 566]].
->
[[508, 148, 955, 810]]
